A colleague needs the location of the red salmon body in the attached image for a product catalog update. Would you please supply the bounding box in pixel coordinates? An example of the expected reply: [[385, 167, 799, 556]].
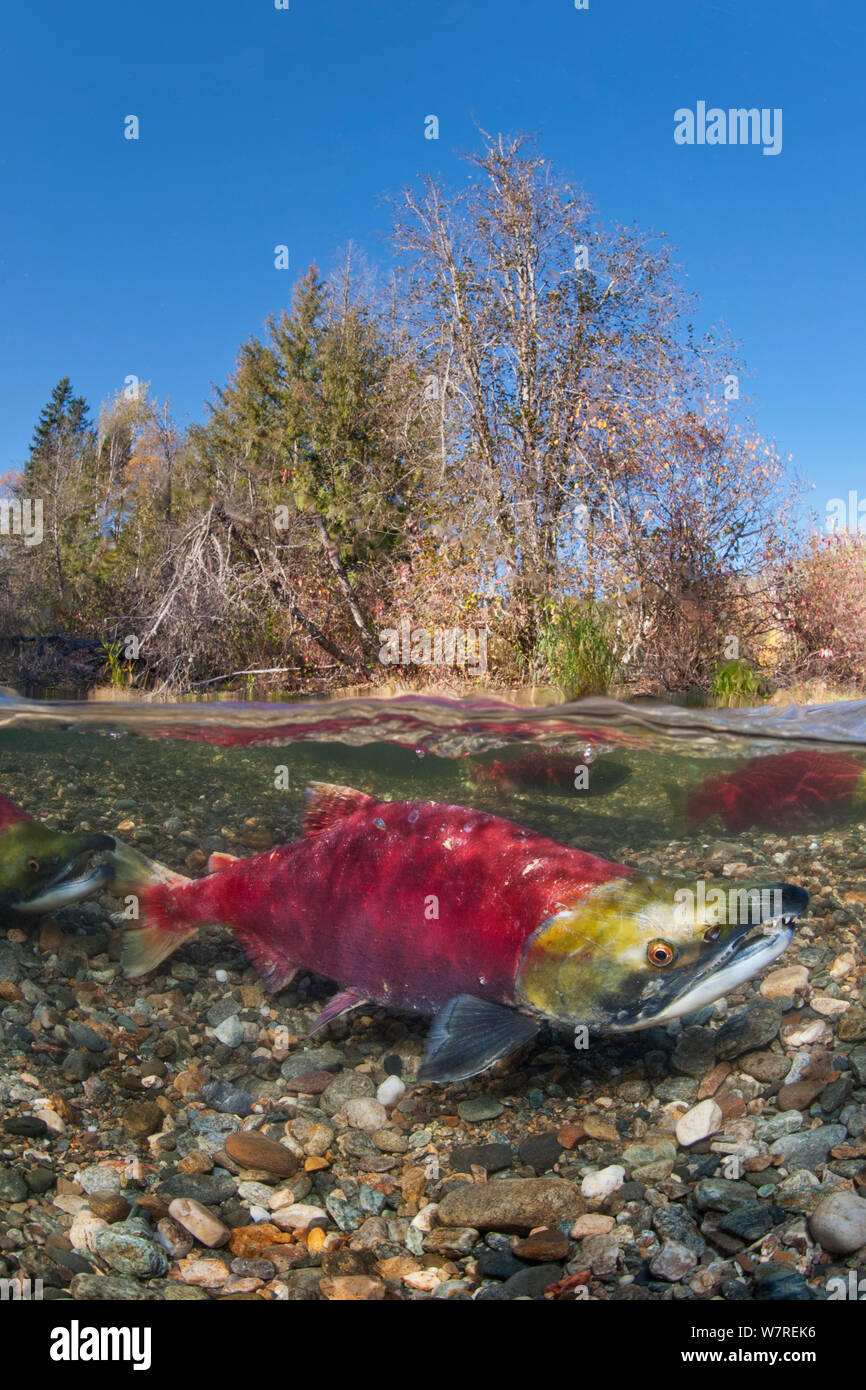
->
[[139, 786, 633, 1015], [686, 750, 866, 832]]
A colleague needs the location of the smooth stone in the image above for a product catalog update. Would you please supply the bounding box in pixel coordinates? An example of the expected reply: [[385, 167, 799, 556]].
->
[[280, 1047, 344, 1080], [500, 1263, 563, 1299], [718, 1202, 778, 1242], [809, 1192, 866, 1254], [167, 1198, 230, 1248], [70, 1274, 161, 1301], [580, 1165, 625, 1200], [675, 1099, 723, 1147], [769, 1125, 846, 1169], [456, 1096, 505, 1122], [650, 1240, 697, 1282], [93, 1230, 168, 1279], [450, 1143, 513, 1174], [517, 1132, 563, 1172], [512, 1227, 570, 1261], [224, 1132, 298, 1177], [716, 1001, 783, 1059], [437, 1177, 585, 1233]]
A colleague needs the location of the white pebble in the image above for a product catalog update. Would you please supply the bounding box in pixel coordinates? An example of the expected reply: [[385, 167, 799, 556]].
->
[[580, 1165, 625, 1200], [675, 1099, 723, 1147], [272, 1203, 328, 1232], [214, 969, 228, 983], [376, 1076, 406, 1107], [345, 1098, 388, 1132], [168, 1197, 230, 1248]]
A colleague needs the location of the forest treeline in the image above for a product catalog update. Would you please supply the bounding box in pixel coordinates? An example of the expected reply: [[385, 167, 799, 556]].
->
[[2, 133, 861, 699]]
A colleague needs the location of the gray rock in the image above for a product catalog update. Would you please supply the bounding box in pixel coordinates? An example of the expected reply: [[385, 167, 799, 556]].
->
[[70, 1274, 162, 1301], [500, 1263, 563, 1299], [200, 1081, 255, 1116], [652, 1202, 705, 1255], [450, 1143, 513, 1174], [769, 1124, 846, 1170], [694, 1178, 756, 1212], [672, 1026, 717, 1078], [650, 1240, 697, 1282], [280, 1046, 345, 1081], [0, 1167, 28, 1202], [93, 1230, 168, 1278], [320, 1070, 376, 1116], [457, 1096, 505, 1122], [716, 1001, 783, 1059], [68, 1022, 110, 1052]]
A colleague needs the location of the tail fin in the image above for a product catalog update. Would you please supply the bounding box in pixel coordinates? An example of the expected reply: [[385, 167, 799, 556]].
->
[[108, 842, 199, 978]]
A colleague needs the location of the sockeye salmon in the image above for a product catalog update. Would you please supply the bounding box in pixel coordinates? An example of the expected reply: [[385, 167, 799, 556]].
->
[[111, 783, 809, 1082], [0, 792, 114, 919]]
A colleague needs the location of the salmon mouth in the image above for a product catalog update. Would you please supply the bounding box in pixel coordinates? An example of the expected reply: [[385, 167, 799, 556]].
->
[[606, 883, 809, 1032], [12, 834, 116, 915]]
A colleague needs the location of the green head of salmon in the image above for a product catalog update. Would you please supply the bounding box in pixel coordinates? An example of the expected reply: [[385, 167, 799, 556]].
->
[[516, 875, 809, 1032], [0, 805, 115, 918]]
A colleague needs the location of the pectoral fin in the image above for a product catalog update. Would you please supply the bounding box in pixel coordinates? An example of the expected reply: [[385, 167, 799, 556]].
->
[[418, 995, 539, 1083]]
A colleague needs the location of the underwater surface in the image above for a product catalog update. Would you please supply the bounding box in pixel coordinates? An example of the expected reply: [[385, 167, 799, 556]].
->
[[1, 693, 865, 1302]]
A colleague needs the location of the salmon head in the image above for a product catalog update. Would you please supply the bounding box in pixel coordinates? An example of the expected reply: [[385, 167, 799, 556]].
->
[[0, 808, 116, 918], [516, 875, 809, 1032]]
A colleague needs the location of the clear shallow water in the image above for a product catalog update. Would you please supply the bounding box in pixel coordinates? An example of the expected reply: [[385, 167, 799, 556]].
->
[[2, 693, 866, 862], [2, 692, 866, 1306]]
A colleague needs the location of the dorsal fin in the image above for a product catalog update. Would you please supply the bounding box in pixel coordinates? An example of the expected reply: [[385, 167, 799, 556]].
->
[[0, 794, 32, 831], [303, 782, 376, 836]]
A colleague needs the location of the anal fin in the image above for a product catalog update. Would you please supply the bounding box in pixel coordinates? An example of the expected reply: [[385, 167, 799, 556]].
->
[[309, 986, 369, 1035], [418, 995, 539, 1083]]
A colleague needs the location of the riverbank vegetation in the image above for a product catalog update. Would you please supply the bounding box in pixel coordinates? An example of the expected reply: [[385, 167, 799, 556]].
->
[[1, 132, 860, 704]]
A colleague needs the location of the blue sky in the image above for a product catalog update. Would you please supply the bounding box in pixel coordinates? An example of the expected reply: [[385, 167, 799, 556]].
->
[[1, 0, 862, 527]]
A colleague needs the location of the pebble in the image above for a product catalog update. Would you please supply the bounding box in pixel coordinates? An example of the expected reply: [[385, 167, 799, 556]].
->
[[716, 1001, 783, 1059], [156, 1217, 194, 1258], [122, 1101, 164, 1139], [345, 1098, 388, 1132], [437, 1177, 585, 1233], [500, 1263, 563, 1299], [213, 1016, 245, 1048], [224, 1132, 298, 1176], [456, 1096, 504, 1122], [760, 965, 809, 999], [319, 1274, 385, 1301], [280, 1047, 344, 1080], [675, 1099, 723, 1147], [168, 1198, 230, 1248], [176, 1256, 230, 1287], [769, 1124, 846, 1169], [571, 1213, 615, 1238], [517, 1131, 563, 1172], [93, 1229, 168, 1278], [376, 1076, 406, 1107], [512, 1227, 570, 1261], [581, 1166, 625, 1200], [650, 1240, 697, 1282], [272, 1204, 329, 1233], [451, 1143, 513, 1174], [809, 1192, 866, 1254]]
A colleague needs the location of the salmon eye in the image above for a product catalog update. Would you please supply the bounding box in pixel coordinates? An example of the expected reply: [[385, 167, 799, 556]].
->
[[704, 924, 721, 942], [647, 939, 677, 967], [26, 858, 40, 873]]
